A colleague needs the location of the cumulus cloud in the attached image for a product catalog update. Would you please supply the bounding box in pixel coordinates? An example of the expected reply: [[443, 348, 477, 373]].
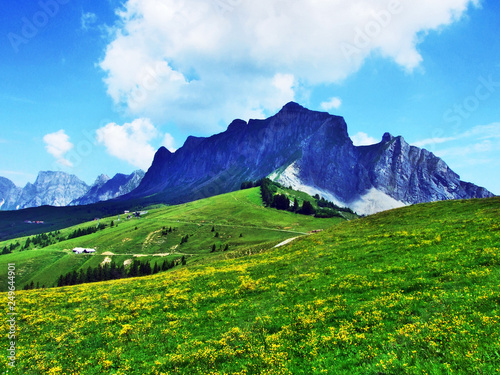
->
[[96, 118, 166, 169], [351, 132, 379, 146], [321, 97, 342, 111], [43, 130, 74, 167], [162, 133, 177, 152], [100, 0, 479, 131]]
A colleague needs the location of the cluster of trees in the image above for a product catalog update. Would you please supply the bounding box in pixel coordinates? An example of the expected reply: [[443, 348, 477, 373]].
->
[[240, 179, 264, 190], [260, 178, 277, 206], [24, 231, 62, 249], [67, 224, 106, 240], [55, 258, 181, 288], [4, 222, 115, 255], [23, 281, 43, 290], [244, 177, 354, 218], [315, 194, 354, 214], [180, 235, 190, 244], [161, 226, 174, 236], [1, 242, 20, 255], [259, 178, 317, 215], [210, 243, 229, 253], [2, 231, 64, 254]]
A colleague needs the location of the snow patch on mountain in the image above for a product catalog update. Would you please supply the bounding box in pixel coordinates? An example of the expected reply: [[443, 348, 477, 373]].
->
[[271, 162, 349, 209], [350, 188, 407, 216]]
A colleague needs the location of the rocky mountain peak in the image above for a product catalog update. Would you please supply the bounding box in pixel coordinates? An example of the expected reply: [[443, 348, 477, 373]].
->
[[129, 102, 494, 215], [381, 132, 395, 143], [281, 101, 306, 112], [95, 174, 110, 184], [227, 119, 247, 132]]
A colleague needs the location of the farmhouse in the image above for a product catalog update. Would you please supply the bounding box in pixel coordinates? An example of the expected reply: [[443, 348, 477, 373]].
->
[[72, 248, 96, 254]]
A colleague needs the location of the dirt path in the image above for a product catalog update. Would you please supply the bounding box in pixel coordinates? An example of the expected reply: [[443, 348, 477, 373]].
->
[[274, 237, 300, 248]]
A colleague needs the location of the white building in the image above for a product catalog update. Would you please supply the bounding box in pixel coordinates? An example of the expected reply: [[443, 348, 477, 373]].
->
[[73, 248, 96, 254]]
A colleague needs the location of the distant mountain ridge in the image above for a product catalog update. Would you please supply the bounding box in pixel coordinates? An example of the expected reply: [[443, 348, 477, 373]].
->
[[70, 170, 145, 206], [0, 170, 144, 211], [129, 102, 494, 214]]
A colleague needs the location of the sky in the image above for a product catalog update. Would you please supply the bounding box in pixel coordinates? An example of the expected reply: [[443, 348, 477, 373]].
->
[[0, 0, 499, 194]]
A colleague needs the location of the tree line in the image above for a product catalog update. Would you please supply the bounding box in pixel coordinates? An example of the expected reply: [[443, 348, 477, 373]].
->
[[55, 258, 182, 287], [241, 177, 355, 218]]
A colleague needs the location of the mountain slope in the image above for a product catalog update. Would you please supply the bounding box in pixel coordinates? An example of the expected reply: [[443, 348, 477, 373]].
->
[[130, 102, 493, 214], [0, 187, 345, 290], [0, 176, 21, 210], [3, 196, 499, 374]]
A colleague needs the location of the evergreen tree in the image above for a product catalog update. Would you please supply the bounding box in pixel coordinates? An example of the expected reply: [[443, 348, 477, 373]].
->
[[86, 267, 94, 283], [110, 262, 118, 279], [272, 194, 291, 210], [144, 261, 152, 275], [129, 260, 139, 277], [293, 198, 299, 212], [211, 244, 216, 253], [181, 256, 186, 266], [78, 269, 86, 284], [299, 200, 316, 215]]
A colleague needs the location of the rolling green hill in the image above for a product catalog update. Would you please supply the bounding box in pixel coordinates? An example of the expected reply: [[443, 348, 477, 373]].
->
[[1, 196, 498, 374], [0, 188, 345, 291]]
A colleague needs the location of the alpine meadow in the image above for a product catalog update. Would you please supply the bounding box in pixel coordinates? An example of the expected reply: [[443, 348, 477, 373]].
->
[[2, 0, 500, 374]]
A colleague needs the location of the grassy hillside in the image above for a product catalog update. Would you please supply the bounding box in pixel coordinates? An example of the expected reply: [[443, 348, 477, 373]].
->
[[0, 188, 343, 291], [1, 196, 499, 374], [0, 199, 138, 241]]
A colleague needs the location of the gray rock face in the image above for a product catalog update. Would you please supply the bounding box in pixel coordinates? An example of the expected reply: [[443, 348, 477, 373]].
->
[[0, 177, 22, 210], [357, 133, 492, 205], [71, 170, 145, 206], [130, 102, 494, 214], [14, 171, 90, 209]]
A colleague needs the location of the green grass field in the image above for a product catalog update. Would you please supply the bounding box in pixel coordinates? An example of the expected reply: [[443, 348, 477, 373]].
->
[[0, 195, 498, 374], [0, 188, 344, 291]]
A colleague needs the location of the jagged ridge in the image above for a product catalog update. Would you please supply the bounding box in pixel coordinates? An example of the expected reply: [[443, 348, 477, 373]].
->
[[130, 102, 494, 214]]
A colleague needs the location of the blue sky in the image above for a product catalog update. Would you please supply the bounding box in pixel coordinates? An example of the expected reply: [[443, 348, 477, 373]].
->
[[1, 0, 499, 194]]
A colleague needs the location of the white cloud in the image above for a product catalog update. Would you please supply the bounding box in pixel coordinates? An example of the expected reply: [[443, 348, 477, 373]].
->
[[43, 130, 74, 167], [99, 0, 478, 131], [351, 132, 378, 146], [412, 122, 500, 148], [96, 118, 168, 169], [81, 12, 97, 31], [162, 133, 177, 152], [412, 136, 459, 148], [321, 97, 342, 111]]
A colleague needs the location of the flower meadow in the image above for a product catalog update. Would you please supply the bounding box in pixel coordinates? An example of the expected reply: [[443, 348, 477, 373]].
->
[[1, 197, 499, 374]]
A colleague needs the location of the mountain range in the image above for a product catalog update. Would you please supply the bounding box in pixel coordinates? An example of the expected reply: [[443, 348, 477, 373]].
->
[[128, 102, 493, 215], [0, 170, 144, 211], [0, 102, 494, 214]]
